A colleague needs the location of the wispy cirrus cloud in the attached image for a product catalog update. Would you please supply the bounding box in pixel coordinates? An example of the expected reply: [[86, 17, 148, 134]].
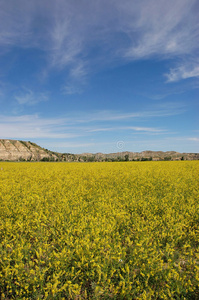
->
[[0, 114, 79, 139], [15, 88, 49, 105], [165, 62, 199, 82], [122, 0, 198, 59], [166, 136, 199, 143], [186, 137, 199, 142], [0, 0, 198, 83], [62, 84, 82, 95], [0, 102, 184, 139], [88, 126, 165, 133], [70, 103, 185, 124]]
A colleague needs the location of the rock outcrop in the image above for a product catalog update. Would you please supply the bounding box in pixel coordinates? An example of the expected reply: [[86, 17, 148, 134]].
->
[[0, 139, 57, 161]]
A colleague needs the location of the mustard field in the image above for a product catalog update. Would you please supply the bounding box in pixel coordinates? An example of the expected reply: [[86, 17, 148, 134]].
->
[[0, 161, 199, 299]]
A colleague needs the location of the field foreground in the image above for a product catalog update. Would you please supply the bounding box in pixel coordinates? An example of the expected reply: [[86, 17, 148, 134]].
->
[[0, 161, 199, 299]]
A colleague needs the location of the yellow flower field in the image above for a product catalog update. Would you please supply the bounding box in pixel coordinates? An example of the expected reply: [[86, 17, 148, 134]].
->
[[0, 161, 198, 299]]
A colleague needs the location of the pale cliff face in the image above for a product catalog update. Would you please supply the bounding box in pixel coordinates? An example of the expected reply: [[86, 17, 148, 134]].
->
[[0, 140, 54, 161]]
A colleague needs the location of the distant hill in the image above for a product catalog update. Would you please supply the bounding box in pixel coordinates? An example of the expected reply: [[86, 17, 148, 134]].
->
[[0, 139, 198, 162]]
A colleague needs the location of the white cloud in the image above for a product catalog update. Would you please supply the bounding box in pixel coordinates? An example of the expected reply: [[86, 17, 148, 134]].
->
[[62, 84, 82, 95], [0, 0, 198, 82], [88, 126, 165, 133], [168, 136, 199, 143], [0, 103, 184, 139], [0, 114, 78, 139], [187, 137, 199, 142], [15, 88, 49, 105], [165, 63, 199, 82], [69, 105, 184, 124], [122, 0, 198, 59], [70, 62, 88, 80], [47, 142, 110, 149], [129, 127, 164, 132], [82, 104, 185, 122]]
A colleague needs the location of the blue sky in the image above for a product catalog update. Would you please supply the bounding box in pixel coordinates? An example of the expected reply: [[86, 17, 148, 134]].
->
[[0, 0, 198, 154]]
